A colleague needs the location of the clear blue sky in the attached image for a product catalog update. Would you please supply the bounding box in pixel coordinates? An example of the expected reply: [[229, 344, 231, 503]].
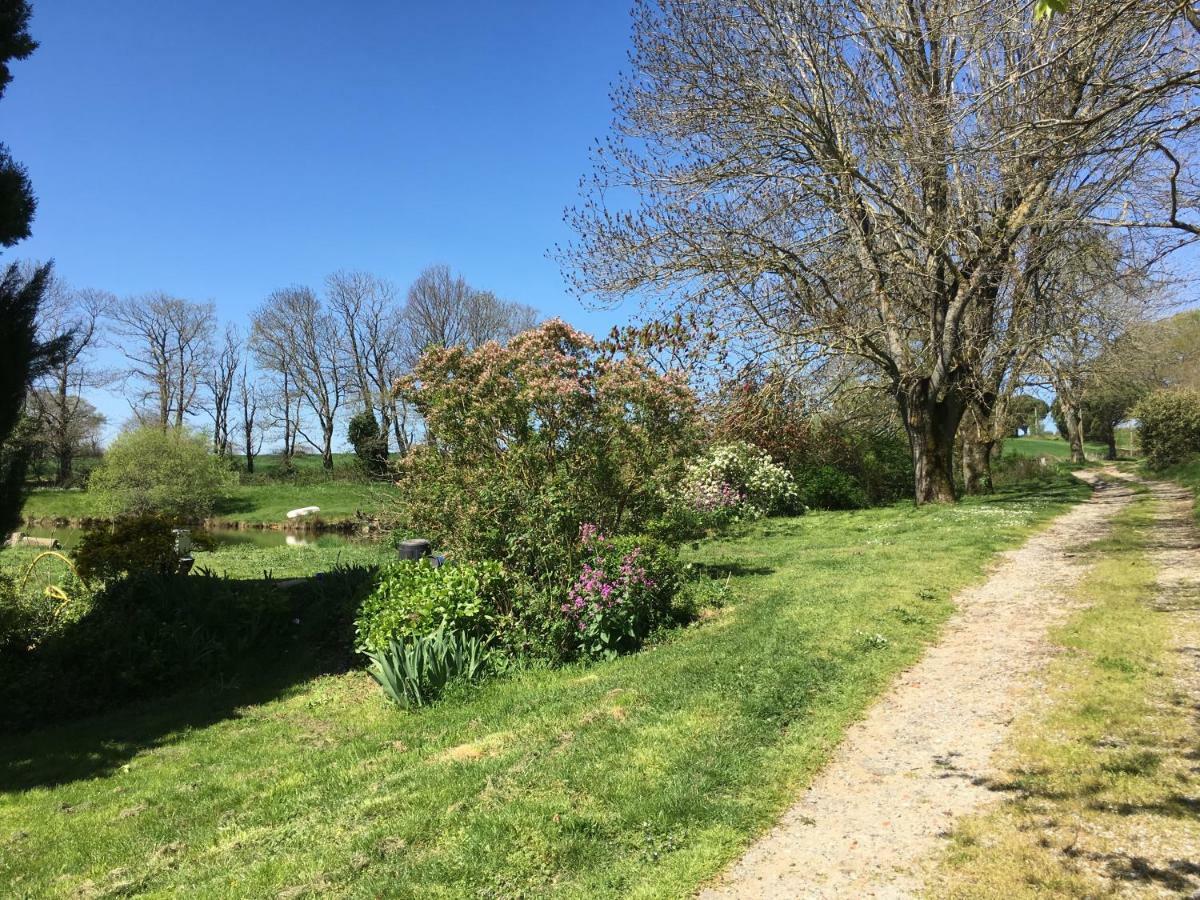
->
[[4, 1, 637, 436]]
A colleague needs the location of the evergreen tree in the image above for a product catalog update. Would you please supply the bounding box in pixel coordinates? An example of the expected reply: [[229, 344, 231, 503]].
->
[[0, 2, 67, 536]]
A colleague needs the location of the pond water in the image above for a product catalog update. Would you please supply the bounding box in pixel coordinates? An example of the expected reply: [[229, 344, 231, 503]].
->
[[17, 525, 364, 552]]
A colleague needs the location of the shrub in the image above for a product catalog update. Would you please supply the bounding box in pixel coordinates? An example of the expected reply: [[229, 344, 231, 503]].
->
[[348, 411, 388, 475], [677, 441, 799, 525], [393, 320, 697, 582], [365, 625, 489, 708], [562, 526, 682, 659], [73, 515, 181, 581], [1133, 389, 1200, 469], [355, 559, 508, 652], [88, 426, 238, 522], [796, 465, 867, 510]]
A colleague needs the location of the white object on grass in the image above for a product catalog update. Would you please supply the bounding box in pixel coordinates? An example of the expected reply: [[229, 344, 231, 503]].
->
[[286, 506, 321, 519]]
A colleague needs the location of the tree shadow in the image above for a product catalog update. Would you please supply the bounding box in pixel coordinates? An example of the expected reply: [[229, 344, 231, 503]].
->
[[690, 561, 775, 578], [0, 651, 354, 792], [210, 493, 258, 516], [0, 567, 375, 792]]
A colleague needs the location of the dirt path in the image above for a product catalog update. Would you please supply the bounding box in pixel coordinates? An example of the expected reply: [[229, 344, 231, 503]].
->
[[699, 473, 1135, 899]]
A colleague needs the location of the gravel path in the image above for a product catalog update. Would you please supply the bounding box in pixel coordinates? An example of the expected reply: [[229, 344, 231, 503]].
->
[[699, 473, 1134, 899]]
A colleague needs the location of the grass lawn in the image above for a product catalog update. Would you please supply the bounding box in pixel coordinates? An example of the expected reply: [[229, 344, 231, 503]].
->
[[0, 475, 1090, 898], [1004, 435, 1109, 460], [929, 485, 1200, 897], [1151, 457, 1200, 523], [19, 479, 391, 528]]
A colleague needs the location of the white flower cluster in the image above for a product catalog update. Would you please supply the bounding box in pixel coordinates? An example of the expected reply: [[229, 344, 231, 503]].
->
[[679, 441, 798, 519]]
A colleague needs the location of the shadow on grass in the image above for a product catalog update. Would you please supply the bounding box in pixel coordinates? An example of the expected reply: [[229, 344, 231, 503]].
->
[[0, 651, 353, 792], [210, 493, 258, 516], [0, 568, 375, 792], [690, 561, 776, 578]]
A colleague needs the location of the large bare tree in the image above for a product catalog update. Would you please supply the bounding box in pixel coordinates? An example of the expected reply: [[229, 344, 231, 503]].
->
[[564, 0, 1200, 502], [108, 292, 215, 429], [250, 286, 345, 469], [403, 265, 537, 362], [203, 324, 242, 456], [326, 270, 409, 455]]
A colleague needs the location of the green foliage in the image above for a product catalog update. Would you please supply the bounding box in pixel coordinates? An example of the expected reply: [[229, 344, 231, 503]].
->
[[87, 426, 238, 521], [355, 559, 508, 651], [796, 464, 868, 510], [676, 441, 799, 526], [1007, 394, 1050, 436], [365, 624, 489, 708], [347, 411, 387, 475], [1133, 389, 1200, 469], [73, 515, 179, 582], [712, 376, 912, 507], [563, 531, 683, 659], [394, 320, 697, 580]]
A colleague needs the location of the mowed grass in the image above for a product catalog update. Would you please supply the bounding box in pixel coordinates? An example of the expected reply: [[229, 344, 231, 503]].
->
[[0, 476, 1090, 898], [930, 488, 1200, 898], [1004, 435, 1107, 460], [20, 479, 389, 528]]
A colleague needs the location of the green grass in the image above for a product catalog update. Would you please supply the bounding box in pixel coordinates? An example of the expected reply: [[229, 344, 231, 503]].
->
[[929, 488, 1200, 898], [1004, 435, 1108, 460], [19, 479, 390, 528], [0, 475, 1090, 898]]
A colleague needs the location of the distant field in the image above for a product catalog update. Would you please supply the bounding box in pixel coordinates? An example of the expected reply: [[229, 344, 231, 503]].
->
[[1004, 435, 1110, 460]]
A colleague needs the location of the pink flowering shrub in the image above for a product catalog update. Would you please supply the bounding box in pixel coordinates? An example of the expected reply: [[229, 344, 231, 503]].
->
[[393, 320, 697, 581], [562, 524, 681, 659]]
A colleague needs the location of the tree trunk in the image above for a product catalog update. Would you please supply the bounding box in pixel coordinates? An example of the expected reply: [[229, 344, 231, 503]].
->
[[961, 438, 995, 495], [960, 398, 998, 496], [898, 381, 962, 504], [1105, 429, 1117, 461], [1060, 398, 1086, 463]]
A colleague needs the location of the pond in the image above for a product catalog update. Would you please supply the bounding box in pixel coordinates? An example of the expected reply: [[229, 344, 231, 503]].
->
[[17, 525, 365, 552]]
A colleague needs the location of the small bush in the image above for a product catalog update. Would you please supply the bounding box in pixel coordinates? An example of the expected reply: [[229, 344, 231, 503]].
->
[[88, 426, 238, 521], [73, 515, 180, 582], [676, 442, 799, 527], [796, 465, 867, 510], [365, 625, 489, 708], [1133, 389, 1200, 469], [562, 526, 682, 659], [355, 559, 508, 652]]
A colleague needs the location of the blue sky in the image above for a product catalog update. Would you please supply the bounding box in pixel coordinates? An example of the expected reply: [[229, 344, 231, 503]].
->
[[4, 1, 637, 436]]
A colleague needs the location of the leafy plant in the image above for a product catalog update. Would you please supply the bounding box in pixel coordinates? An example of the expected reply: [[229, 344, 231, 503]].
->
[[393, 320, 697, 583], [365, 624, 489, 708], [355, 559, 507, 652], [73, 514, 180, 581], [1133, 389, 1200, 469], [675, 442, 799, 529], [562, 527, 682, 659], [87, 426, 238, 521]]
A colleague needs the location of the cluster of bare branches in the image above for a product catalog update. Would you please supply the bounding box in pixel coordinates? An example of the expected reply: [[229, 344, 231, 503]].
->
[[24, 264, 539, 477], [564, 0, 1200, 501]]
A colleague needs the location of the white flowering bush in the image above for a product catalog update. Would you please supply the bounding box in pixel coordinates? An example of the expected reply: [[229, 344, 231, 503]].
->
[[677, 442, 799, 524]]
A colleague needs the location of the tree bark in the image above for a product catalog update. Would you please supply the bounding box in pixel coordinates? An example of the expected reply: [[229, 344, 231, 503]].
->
[[1060, 398, 1086, 463], [898, 381, 963, 504]]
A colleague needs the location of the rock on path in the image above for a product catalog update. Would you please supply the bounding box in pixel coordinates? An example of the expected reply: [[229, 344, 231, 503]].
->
[[699, 473, 1134, 899]]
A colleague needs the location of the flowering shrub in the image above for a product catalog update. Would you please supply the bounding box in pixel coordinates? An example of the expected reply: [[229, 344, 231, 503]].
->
[[393, 320, 697, 581], [562, 525, 681, 659], [678, 441, 799, 525]]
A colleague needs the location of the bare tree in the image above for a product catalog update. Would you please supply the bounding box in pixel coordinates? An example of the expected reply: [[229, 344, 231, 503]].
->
[[250, 286, 345, 469], [403, 265, 537, 363], [326, 270, 408, 455], [28, 271, 109, 484], [108, 292, 215, 429], [203, 324, 242, 456], [236, 358, 266, 473], [564, 0, 1200, 503]]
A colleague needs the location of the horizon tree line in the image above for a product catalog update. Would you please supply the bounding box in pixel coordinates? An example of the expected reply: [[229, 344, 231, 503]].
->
[[18, 263, 537, 482]]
